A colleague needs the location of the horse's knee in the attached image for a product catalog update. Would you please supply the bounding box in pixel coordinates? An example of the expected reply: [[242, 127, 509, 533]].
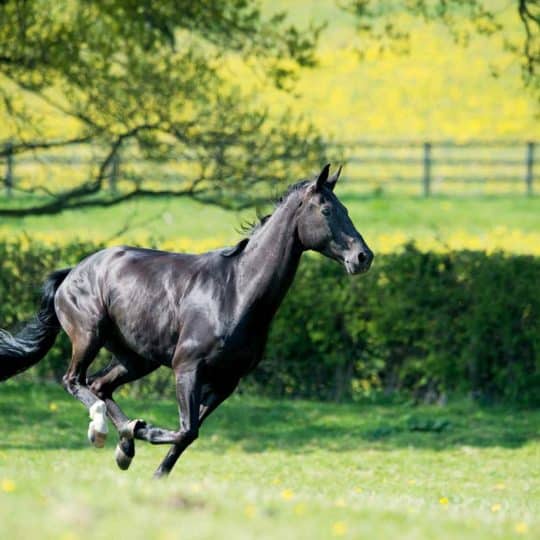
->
[[177, 427, 198, 445]]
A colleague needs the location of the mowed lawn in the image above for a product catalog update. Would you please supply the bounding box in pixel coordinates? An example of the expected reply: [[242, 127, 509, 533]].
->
[[0, 381, 538, 540]]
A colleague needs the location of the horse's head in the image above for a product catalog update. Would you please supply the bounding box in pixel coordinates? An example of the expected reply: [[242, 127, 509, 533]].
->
[[296, 164, 373, 274]]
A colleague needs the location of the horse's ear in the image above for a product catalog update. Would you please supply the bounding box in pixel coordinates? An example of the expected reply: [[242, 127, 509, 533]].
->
[[326, 165, 342, 191], [315, 163, 331, 191]]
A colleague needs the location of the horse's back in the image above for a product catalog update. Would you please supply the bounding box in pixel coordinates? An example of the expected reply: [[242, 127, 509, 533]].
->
[[54, 245, 234, 364]]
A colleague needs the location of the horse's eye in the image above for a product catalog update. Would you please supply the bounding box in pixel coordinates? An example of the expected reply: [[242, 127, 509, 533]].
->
[[321, 207, 331, 216]]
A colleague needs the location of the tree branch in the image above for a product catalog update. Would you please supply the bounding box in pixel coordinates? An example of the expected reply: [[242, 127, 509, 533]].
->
[[518, 0, 540, 78], [0, 134, 97, 157], [0, 187, 204, 217]]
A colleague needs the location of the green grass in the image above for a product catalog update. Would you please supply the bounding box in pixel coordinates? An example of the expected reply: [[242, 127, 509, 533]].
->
[[2, 192, 539, 249], [0, 381, 538, 539]]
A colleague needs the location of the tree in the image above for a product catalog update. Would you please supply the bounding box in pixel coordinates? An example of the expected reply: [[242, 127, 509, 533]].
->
[[342, 0, 539, 102], [0, 0, 326, 216]]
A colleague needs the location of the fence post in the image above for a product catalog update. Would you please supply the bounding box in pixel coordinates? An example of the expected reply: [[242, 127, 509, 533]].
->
[[423, 142, 431, 197], [4, 141, 13, 197], [526, 141, 534, 196]]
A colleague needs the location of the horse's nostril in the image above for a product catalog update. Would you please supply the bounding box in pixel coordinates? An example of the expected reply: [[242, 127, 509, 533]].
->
[[357, 251, 367, 264]]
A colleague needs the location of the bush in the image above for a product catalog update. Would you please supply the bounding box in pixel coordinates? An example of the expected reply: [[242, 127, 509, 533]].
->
[[257, 245, 540, 405], [0, 239, 538, 404], [0, 239, 106, 381]]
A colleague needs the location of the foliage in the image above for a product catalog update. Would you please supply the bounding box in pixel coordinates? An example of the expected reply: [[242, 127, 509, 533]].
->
[[258, 246, 540, 404], [0, 381, 539, 540], [342, 0, 540, 104], [251, 2, 537, 141], [1, 2, 537, 213], [0, 0, 326, 215], [0, 239, 538, 404], [0, 239, 103, 380]]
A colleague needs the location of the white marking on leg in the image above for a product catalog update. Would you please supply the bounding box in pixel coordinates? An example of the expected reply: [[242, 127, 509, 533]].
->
[[88, 400, 108, 448]]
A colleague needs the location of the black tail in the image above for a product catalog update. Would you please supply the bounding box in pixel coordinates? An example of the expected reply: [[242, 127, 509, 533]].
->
[[0, 268, 71, 382]]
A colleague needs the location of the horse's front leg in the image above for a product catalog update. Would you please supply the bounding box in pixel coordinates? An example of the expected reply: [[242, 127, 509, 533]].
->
[[153, 368, 202, 477], [151, 378, 239, 478], [129, 367, 202, 476]]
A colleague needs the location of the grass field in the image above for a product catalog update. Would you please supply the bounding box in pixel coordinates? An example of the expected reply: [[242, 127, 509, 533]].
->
[[0, 381, 538, 539], [1, 192, 539, 255]]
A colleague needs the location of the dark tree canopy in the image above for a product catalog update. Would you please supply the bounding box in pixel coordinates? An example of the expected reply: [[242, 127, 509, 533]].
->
[[0, 0, 326, 216]]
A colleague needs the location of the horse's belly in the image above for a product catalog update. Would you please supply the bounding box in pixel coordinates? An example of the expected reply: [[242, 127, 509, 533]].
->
[[108, 316, 179, 366]]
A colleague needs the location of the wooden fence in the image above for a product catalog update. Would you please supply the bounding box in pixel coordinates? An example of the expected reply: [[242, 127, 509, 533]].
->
[[342, 140, 536, 196], [1, 139, 537, 197]]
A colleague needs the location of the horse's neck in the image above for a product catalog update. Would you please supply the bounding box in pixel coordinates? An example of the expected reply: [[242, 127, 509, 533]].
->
[[234, 201, 302, 322]]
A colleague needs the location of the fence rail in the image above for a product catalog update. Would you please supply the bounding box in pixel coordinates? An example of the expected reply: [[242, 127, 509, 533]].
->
[[1, 139, 537, 197], [341, 140, 536, 196]]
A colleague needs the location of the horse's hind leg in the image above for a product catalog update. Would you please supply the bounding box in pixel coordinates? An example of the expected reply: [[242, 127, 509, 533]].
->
[[62, 332, 109, 448], [88, 354, 158, 470]]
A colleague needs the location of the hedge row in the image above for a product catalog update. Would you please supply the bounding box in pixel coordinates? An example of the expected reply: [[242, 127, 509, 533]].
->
[[0, 239, 538, 404]]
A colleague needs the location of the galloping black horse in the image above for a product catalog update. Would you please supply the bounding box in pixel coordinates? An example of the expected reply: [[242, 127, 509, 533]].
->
[[0, 164, 373, 477]]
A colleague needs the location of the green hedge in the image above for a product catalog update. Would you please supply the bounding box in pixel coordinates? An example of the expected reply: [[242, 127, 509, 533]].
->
[[259, 246, 540, 405], [1, 239, 538, 404]]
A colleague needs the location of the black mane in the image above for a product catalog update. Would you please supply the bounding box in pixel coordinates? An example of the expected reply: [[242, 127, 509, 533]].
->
[[221, 180, 311, 258]]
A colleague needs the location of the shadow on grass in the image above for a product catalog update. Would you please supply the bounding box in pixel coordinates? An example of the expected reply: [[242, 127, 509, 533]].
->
[[0, 381, 538, 453], [198, 397, 539, 454]]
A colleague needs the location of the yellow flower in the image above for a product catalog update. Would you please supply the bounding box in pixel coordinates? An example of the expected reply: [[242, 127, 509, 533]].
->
[[494, 483, 506, 491], [334, 497, 346, 507], [332, 522, 347, 537], [281, 489, 294, 501], [294, 503, 306, 516], [244, 504, 256, 518], [491, 503, 501, 513], [439, 497, 449, 505], [271, 477, 282, 485], [48, 402, 58, 412], [408, 479, 416, 485], [1, 479, 16, 493], [515, 522, 528, 534], [354, 486, 363, 494], [59, 533, 79, 540]]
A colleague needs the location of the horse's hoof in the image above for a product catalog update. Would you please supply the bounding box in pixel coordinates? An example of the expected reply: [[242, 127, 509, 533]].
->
[[88, 421, 107, 448], [115, 440, 134, 470], [153, 468, 169, 480]]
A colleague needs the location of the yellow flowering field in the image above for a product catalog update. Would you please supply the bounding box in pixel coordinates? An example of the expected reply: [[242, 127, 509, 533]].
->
[[250, 1, 538, 142], [1, 1, 538, 193], [1, 225, 539, 256]]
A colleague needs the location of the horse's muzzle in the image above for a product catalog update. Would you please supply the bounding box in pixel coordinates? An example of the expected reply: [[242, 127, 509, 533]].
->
[[344, 248, 374, 275]]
